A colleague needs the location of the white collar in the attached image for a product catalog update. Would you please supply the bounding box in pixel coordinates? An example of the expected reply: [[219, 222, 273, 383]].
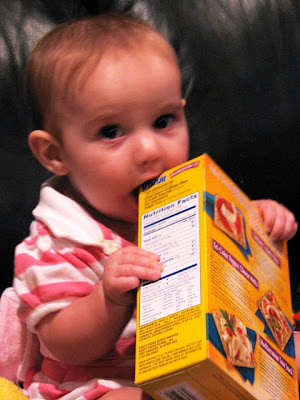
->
[[33, 176, 105, 246]]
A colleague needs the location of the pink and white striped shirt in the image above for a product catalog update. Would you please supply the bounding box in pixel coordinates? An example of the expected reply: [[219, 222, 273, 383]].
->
[[14, 177, 137, 399]]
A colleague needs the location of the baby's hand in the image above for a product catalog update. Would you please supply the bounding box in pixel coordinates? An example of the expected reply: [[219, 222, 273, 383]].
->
[[253, 199, 298, 241], [103, 246, 163, 305]]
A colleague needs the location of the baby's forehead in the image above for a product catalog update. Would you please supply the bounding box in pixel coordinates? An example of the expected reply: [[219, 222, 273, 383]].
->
[[101, 42, 178, 69], [98, 34, 178, 68], [49, 45, 181, 124], [60, 40, 178, 91], [46, 32, 180, 128]]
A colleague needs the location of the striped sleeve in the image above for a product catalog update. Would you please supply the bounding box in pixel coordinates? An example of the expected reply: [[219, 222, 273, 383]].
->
[[14, 220, 106, 332]]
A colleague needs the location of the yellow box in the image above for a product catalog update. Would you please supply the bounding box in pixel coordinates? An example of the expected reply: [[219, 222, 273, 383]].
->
[[135, 154, 298, 400]]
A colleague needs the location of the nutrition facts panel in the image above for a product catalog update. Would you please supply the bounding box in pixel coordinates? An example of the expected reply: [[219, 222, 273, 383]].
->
[[139, 192, 201, 326]]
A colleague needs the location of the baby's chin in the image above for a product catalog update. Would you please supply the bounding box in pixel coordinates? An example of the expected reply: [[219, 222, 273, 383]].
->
[[113, 198, 139, 224]]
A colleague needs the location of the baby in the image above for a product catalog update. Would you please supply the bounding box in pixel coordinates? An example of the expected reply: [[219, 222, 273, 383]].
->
[[13, 14, 297, 400]]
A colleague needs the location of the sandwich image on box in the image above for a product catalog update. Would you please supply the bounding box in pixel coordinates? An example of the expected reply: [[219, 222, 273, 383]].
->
[[135, 154, 298, 400]]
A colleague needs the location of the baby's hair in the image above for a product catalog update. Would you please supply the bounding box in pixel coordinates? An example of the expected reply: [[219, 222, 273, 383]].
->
[[24, 14, 179, 133]]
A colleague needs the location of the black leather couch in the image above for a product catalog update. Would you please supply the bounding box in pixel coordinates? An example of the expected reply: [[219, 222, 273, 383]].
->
[[0, 0, 299, 308]]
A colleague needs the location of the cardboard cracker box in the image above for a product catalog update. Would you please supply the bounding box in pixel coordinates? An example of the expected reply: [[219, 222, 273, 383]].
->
[[135, 154, 298, 400]]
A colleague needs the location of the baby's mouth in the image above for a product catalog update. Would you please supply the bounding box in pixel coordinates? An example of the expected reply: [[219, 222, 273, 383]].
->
[[132, 187, 140, 200], [132, 178, 158, 200]]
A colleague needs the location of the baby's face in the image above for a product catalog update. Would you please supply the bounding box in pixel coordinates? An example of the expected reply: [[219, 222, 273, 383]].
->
[[56, 50, 189, 223]]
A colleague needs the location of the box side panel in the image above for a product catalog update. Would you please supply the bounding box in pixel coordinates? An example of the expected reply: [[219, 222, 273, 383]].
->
[[202, 154, 299, 400]]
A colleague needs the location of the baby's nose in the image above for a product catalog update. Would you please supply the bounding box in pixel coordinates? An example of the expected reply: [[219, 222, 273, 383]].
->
[[134, 131, 162, 166]]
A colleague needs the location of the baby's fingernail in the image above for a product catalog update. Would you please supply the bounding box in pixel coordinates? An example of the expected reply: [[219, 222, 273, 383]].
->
[[152, 270, 161, 280], [155, 262, 164, 271]]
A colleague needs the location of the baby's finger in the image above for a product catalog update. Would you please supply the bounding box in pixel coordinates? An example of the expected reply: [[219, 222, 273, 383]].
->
[[287, 221, 298, 240], [268, 208, 286, 240], [119, 248, 163, 272], [113, 275, 141, 292], [118, 261, 163, 281], [121, 246, 161, 262], [253, 199, 276, 234], [270, 207, 297, 241], [279, 215, 298, 241]]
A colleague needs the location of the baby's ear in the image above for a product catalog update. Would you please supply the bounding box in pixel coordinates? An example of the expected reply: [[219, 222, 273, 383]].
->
[[28, 130, 69, 175]]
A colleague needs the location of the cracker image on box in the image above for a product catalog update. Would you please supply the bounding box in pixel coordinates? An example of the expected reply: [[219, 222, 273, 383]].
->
[[257, 290, 293, 351], [213, 309, 257, 368], [214, 195, 247, 249]]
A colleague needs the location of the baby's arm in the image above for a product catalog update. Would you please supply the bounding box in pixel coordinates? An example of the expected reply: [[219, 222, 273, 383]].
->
[[37, 247, 163, 365], [252, 199, 298, 241]]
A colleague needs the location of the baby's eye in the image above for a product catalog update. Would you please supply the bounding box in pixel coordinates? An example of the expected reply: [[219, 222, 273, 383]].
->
[[154, 114, 174, 129], [99, 125, 123, 139]]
